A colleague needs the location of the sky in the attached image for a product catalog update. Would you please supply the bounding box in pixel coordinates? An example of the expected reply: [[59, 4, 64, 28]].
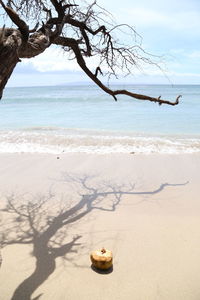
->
[[3, 0, 200, 87]]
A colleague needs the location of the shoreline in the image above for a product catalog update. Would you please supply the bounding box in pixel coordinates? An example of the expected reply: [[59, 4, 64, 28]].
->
[[1, 128, 200, 154], [0, 152, 200, 299]]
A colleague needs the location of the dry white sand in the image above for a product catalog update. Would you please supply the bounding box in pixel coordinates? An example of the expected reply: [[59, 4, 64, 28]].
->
[[0, 153, 200, 300]]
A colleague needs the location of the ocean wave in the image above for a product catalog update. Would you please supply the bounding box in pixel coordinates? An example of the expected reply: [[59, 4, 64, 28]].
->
[[0, 129, 200, 154]]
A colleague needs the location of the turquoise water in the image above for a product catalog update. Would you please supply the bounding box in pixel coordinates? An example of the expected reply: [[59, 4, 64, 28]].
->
[[0, 84, 200, 154]]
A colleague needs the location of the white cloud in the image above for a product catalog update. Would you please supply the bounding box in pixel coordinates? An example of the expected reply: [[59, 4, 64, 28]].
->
[[187, 51, 200, 59], [123, 8, 200, 32], [19, 44, 183, 80], [22, 47, 80, 72], [21, 47, 106, 73], [169, 49, 186, 55], [168, 71, 200, 78]]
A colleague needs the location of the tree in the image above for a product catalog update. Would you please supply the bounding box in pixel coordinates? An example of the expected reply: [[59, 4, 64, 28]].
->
[[0, 0, 181, 104]]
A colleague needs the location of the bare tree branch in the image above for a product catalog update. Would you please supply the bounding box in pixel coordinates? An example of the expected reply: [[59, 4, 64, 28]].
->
[[0, 0, 29, 40], [0, 0, 181, 103], [54, 36, 181, 105]]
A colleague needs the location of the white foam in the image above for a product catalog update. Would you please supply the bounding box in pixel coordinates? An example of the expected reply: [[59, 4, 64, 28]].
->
[[0, 129, 200, 154]]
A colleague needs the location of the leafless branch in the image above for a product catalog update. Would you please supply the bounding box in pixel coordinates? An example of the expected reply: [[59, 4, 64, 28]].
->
[[0, 0, 29, 39], [54, 36, 181, 104], [0, 0, 181, 103]]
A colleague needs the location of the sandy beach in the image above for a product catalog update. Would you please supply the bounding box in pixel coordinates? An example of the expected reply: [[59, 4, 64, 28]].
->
[[0, 152, 200, 300]]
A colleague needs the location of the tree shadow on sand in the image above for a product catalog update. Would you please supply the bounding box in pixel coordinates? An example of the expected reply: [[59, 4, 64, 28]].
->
[[0, 174, 188, 300]]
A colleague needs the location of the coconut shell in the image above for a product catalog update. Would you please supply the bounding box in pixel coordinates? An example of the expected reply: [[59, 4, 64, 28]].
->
[[90, 248, 113, 270]]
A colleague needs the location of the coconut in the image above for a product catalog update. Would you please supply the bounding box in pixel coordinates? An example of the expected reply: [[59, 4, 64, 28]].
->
[[90, 248, 113, 270]]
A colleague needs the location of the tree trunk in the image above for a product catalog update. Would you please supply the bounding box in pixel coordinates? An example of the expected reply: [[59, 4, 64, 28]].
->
[[0, 28, 22, 99], [0, 27, 51, 99], [11, 255, 56, 300]]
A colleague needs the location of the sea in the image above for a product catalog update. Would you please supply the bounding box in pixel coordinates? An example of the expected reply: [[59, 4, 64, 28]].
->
[[0, 84, 200, 154]]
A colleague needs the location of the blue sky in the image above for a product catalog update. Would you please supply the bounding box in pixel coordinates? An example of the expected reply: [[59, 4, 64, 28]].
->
[[5, 0, 200, 86]]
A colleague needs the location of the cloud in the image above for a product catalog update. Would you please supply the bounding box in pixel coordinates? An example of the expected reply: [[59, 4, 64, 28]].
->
[[19, 47, 105, 74], [16, 44, 195, 83], [23, 47, 81, 72], [187, 51, 200, 59], [124, 8, 200, 33]]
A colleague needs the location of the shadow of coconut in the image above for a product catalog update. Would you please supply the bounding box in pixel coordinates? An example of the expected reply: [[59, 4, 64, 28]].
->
[[91, 264, 113, 274]]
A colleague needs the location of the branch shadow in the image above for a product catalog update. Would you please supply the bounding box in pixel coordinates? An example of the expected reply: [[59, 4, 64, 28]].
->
[[0, 174, 188, 300]]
